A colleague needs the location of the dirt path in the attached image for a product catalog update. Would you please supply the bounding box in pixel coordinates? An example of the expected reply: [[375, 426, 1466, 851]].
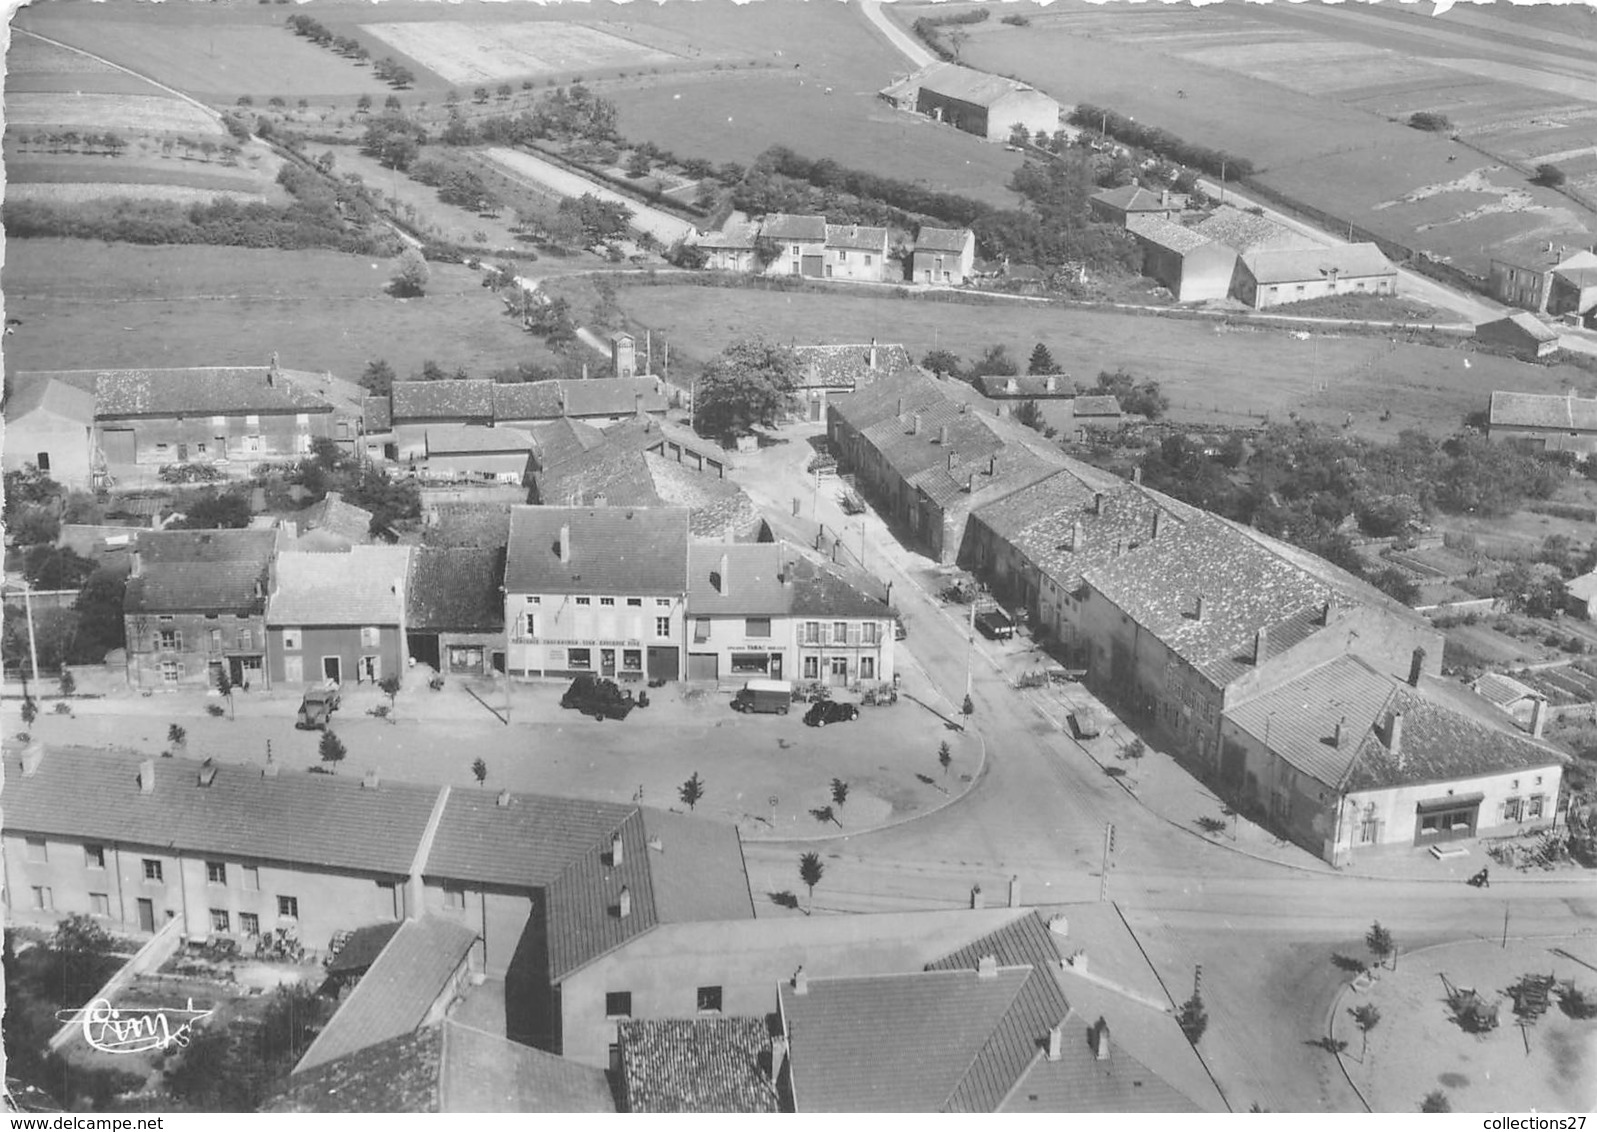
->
[[480, 146, 696, 246]]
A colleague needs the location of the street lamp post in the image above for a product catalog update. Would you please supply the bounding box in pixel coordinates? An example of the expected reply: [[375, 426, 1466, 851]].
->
[[1219, 159, 1226, 206]]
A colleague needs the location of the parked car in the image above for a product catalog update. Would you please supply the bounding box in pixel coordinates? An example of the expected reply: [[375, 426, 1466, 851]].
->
[[894, 615, 907, 641], [804, 700, 860, 727], [560, 674, 636, 720], [1069, 706, 1102, 739], [733, 678, 793, 715], [295, 681, 341, 730], [975, 609, 1016, 641]]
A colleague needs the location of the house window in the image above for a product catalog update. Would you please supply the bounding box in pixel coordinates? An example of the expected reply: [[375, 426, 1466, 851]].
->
[[1503, 797, 1524, 822], [790, 245, 800, 256], [277, 895, 299, 920], [209, 628, 222, 653], [627, 598, 643, 607], [860, 656, 876, 680], [161, 660, 182, 684], [90, 893, 110, 917], [85, 845, 106, 870], [242, 866, 260, 891], [527, 596, 542, 605], [210, 909, 231, 934], [864, 254, 873, 266], [282, 629, 301, 651], [1528, 794, 1545, 819], [862, 622, 878, 645], [600, 597, 616, 607], [655, 617, 672, 638], [155, 443, 170, 454], [656, 599, 672, 607], [240, 912, 260, 937], [158, 629, 181, 651], [605, 991, 633, 1019], [143, 859, 164, 883], [805, 622, 821, 645], [246, 414, 261, 427], [623, 649, 642, 670], [212, 415, 225, 427], [26, 837, 47, 863], [206, 861, 228, 885], [443, 885, 466, 911], [833, 622, 848, 643], [569, 648, 592, 670], [804, 656, 820, 680], [745, 618, 772, 638], [237, 629, 252, 651], [694, 618, 711, 642], [838, 250, 848, 262], [245, 436, 262, 454], [360, 626, 380, 647], [32, 887, 53, 911], [296, 413, 310, 426], [576, 597, 591, 606], [696, 985, 723, 1014], [524, 612, 539, 637]]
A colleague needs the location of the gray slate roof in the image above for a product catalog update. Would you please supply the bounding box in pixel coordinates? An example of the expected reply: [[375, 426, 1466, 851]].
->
[[1241, 243, 1395, 285], [391, 380, 494, 422], [760, 213, 827, 241], [406, 547, 505, 633], [687, 543, 790, 617], [504, 506, 689, 596], [915, 227, 973, 254], [1488, 390, 1597, 431], [51, 367, 333, 418], [915, 61, 1047, 108], [123, 529, 277, 615], [422, 789, 634, 889], [268, 546, 411, 626]]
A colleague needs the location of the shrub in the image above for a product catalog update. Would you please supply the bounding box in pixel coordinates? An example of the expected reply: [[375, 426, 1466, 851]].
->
[[1407, 111, 1452, 133], [1534, 163, 1567, 188]]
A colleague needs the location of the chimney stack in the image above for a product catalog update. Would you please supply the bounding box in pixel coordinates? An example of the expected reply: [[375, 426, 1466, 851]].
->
[[988, 454, 997, 477], [611, 832, 624, 867], [1194, 594, 1205, 621], [1132, 465, 1143, 486], [1093, 492, 1104, 517], [138, 759, 156, 794], [970, 884, 985, 909], [21, 742, 45, 777], [911, 412, 922, 436], [1044, 375, 1057, 393], [719, 552, 730, 596], [977, 954, 998, 979], [1408, 646, 1426, 688], [559, 523, 571, 565], [496, 789, 512, 808], [618, 885, 632, 919], [1008, 875, 1022, 908], [1151, 510, 1162, 540], [1531, 696, 1547, 740], [1322, 597, 1335, 626], [1333, 715, 1346, 748], [896, 397, 904, 417], [793, 966, 808, 995], [1093, 1018, 1111, 1061], [362, 770, 380, 790], [1387, 711, 1404, 765], [1005, 377, 1018, 395], [1072, 519, 1084, 551], [966, 472, 975, 493], [947, 451, 956, 472], [869, 337, 878, 371], [939, 423, 950, 446], [1254, 626, 1268, 666], [1046, 1025, 1064, 1062]]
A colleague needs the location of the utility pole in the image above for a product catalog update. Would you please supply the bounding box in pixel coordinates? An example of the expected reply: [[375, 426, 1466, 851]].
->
[[1194, 963, 1203, 1001], [1219, 158, 1226, 206], [1502, 903, 1510, 949], [1099, 823, 1115, 902], [860, 519, 867, 571], [22, 582, 40, 685], [964, 600, 976, 700]]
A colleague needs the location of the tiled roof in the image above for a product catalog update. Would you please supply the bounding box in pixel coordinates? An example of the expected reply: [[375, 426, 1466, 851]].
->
[[1071, 395, 1123, 418], [269, 1024, 443, 1112], [535, 447, 662, 508], [688, 543, 790, 617], [915, 227, 973, 254], [392, 381, 494, 422], [1192, 207, 1312, 254], [916, 61, 1044, 108], [61, 367, 332, 417], [1488, 390, 1597, 431], [793, 343, 914, 391], [268, 546, 411, 626], [558, 377, 668, 419], [123, 529, 277, 614], [825, 224, 889, 252], [3, 746, 440, 876], [618, 1018, 779, 1113], [1227, 654, 1565, 791], [5, 376, 96, 423], [423, 790, 635, 888], [362, 395, 392, 433], [490, 381, 564, 422], [295, 917, 480, 1073], [425, 425, 534, 455], [1092, 185, 1172, 213], [1566, 570, 1597, 603], [1242, 243, 1395, 285], [829, 367, 967, 435], [646, 455, 765, 541], [406, 547, 505, 633], [546, 808, 753, 982], [907, 433, 1060, 510], [695, 218, 759, 250], [975, 374, 1072, 398], [1002, 1020, 1199, 1113], [529, 417, 607, 468], [1471, 671, 1538, 708], [299, 492, 373, 544], [326, 921, 403, 975], [787, 554, 891, 618], [1125, 214, 1219, 256], [504, 506, 688, 596], [56, 524, 141, 567], [1479, 312, 1560, 343], [760, 213, 827, 241]]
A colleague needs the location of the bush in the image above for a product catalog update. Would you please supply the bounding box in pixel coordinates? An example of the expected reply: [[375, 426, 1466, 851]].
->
[[1533, 163, 1567, 188], [1407, 111, 1452, 133]]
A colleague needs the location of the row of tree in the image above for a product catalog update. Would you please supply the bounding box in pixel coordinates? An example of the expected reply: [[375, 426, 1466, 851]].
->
[[1067, 103, 1256, 181]]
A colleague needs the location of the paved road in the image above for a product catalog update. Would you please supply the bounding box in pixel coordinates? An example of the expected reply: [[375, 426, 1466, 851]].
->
[[859, 1, 935, 70], [481, 147, 696, 247]]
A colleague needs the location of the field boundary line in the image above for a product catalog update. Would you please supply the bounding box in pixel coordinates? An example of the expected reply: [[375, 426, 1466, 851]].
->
[[14, 27, 225, 128]]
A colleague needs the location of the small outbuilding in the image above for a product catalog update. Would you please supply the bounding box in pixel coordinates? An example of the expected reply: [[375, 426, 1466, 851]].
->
[[1475, 312, 1561, 359]]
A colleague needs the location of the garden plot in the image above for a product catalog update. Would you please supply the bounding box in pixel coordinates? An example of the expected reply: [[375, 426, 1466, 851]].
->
[[362, 21, 678, 86], [4, 92, 222, 136], [4, 183, 266, 206]]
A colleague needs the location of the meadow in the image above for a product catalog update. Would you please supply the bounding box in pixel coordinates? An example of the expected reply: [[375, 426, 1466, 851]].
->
[[3, 92, 221, 136], [604, 282, 1592, 441], [362, 22, 679, 87]]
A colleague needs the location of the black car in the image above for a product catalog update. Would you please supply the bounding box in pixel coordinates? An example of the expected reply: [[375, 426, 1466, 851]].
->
[[975, 609, 1016, 641], [560, 675, 636, 720], [804, 700, 860, 727]]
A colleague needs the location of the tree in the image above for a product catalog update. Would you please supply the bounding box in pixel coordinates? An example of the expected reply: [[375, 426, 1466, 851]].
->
[[1014, 400, 1046, 432], [921, 349, 963, 380], [963, 693, 975, 716], [21, 696, 38, 730], [938, 740, 953, 780], [389, 247, 429, 298], [360, 359, 396, 397], [378, 674, 401, 721], [1028, 342, 1056, 375], [811, 804, 840, 828], [167, 723, 187, 753], [58, 669, 76, 697], [356, 93, 373, 113], [168, 488, 252, 531], [1420, 1090, 1451, 1113], [1533, 163, 1567, 188], [968, 344, 1018, 380], [384, 94, 402, 113], [1407, 111, 1452, 133], [319, 729, 347, 770], [625, 150, 652, 179], [695, 337, 802, 440], [1178, 992, 1208, 1044], [1366, 921, 1394, 970], [1350, 1003, 1380, 1062], [472, 757, 488, 787], [799, 851, 824, 910], [496, 82, 513, 101], [22, 545, 96, 589], [679, 772, 705, 812], [51, 914, 117, 1004], [830, 778, 850, 809], [1370, 566, 1420, 606], [1008, 122, 1032, 149], [216, 665, 235, 719]]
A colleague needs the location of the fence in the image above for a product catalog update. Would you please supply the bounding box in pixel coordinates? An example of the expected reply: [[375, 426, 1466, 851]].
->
[[0, 588, 80, 612], [1418, 597, 1498, 618]]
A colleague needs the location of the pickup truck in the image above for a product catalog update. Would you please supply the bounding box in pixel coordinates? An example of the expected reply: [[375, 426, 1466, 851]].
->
[[295, 681, 342, 730], [975, 609, 1016, 641]]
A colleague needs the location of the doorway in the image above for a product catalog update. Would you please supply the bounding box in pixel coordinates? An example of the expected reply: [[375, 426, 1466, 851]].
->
[[323, 656, 342, 683], [359, 656, 378, 683], [829, 656, 848, 686], [770, 654, 783, 681], [137, 899, 155, 933], [601, 649, 616, 678]]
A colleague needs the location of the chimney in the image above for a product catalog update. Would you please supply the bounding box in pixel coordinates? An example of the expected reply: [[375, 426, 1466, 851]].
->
[[1008, 875, 1021, 908], [634, 391, 644, 417], [1254, 626, 1268, 665], [947, 451, 956, 472], [988, 454, 997, 477], [267, 350, 279, 386], [719, 552, 730, 596], [1132, 465, 1143, 486], [21, 742, 45, 777], [959, 402, 969, 415], [611, 832, 624, 867], [1151, 510, 1162, 540], [1005, 376, 1018, 395], [1068, 949, 1089, 974], [197, 761, 218, 788], [594, 492, 608, 509], [1194, 594, 1205, 621], [1048, 914, 1069, 938], [1162, 188, 1170, 208], [1322, 597, 1335, 626], [1387, 711, 1404, 764], [1531, 696, 1547, 740], [648, 835, 664, 853], [970, 884, 985, 909], [496, 789, 512, 808], [261, 763, 280, 778], [1071, 519, 1084, 551], [1044, 375, 1056, 393], [1408, 646, 1426, 687], [618, 885, 632, 918], [911, 412, 922, 436], [138, 759, 155, 794], [966, 472, 974, 493], [977, 954, 998, 979], [1047, 1025, 1064, 1062], [939, 423, 950, 446], [362, 770, 380, 790], [1093, 1018, 1111, 1061], [131, 549, 143, 578], [793, 966, 808, 995], [896, 397, 904, 417], [582, 362, 589, 381], [869, 337, 878, 370], [559, 523, 571, 565], [1333, 716, 1346, 748], [1093, 492, 1104, 516]]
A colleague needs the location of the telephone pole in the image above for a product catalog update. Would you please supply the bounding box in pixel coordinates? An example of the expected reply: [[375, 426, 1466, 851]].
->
[[1099, 823, 1115, 902]]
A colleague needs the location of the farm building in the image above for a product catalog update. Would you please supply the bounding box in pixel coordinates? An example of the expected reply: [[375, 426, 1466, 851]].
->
[[1124, 216, 1236, 303], [1486, 389, 1597, 460], [824, 224, 891, 282], [406, 546, 505, 678], [1566, 570, 1597, 620], [1191, 207, 1317, 256], [975, 374, 1073, 400], [1470, 671, 1547, 735], [1233, 244, 1397, 309], [1550, 253, 1597, 327], [911, 227, 976, 285], [1221, 652, 1566, 865], [1489, 245, 1597, 317], [2, 375, 97, 488], [790, 341, 914, 422], [420, 425, 535, 483], [694, 217, 760, 273], [881, 62, 1059, 143], [1475, 312, 1561, 359], [392, 381, 495, 461], [758, 213, 828, 277], [1089, 185, 1185, 227], [1068, 395, 1125, 432]]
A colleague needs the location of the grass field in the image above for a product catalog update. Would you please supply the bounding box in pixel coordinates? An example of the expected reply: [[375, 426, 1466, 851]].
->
[[3, 91, 222, 136], [363, 21, 679, 87], [0, 240, 567, 383], [604, 282, 1594, 441]]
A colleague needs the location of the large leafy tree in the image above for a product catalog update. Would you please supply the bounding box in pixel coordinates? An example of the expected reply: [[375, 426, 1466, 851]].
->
[[74, 568, 128, 660], [695, 338, 802, 440], [22, 545, 97, 589]]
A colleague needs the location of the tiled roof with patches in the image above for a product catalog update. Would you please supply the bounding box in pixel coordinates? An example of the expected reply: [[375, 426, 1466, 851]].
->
[[406, 547, 505, 632], [1071, 395, 1123, 418], [4, 746, 440, 876], [760, 213, 827, 241], [1242, 243, 1395, 286], [1480, 312, 1560, 344], [1192, 207, 1313, 255], [825, 224, 889, 252], [1125, 214, 1219, 255], [529, 417, 607, 469], [1092, 185, 1175, 214], [975, 374, 1073, 398], [533, 447, 662, 509], [792, 342, 914, 391], [268, 546, 410, 626], [557, 377, 667, 419], [545, 808, 753, 982], [270, 1024, 443, 1112], [392, 381, 494, 422], [295, 917, 480, 1073], [490, 380, 565, 422], [362, 395, 392, 433], [326, 921, 403, 976], [1472, 671, 1538, 708], [786, 553, 891, 618], [695, 217, 759, 250], [646, 454, 764, 540], [123, 529, 277, 614], [1489, 390, 1597, 431], [424, 425, 534, 455], [63, 367, 333, 418], [299, 491, 373, 544], [618, 1018, 779, 1113], [828, 366, 977, 435], [504, 506, 688, 595], [915, 226, 973, 254]]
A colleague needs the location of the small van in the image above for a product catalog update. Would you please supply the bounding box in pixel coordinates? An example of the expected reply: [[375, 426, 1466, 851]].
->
[[733, 678, 793, 715]]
